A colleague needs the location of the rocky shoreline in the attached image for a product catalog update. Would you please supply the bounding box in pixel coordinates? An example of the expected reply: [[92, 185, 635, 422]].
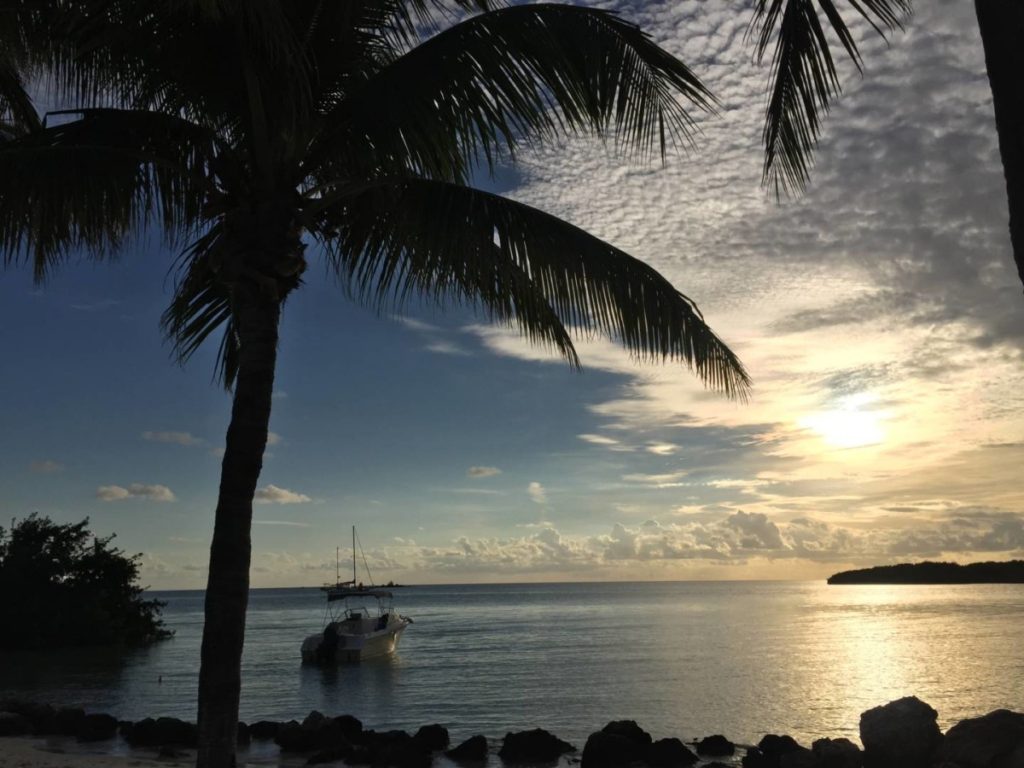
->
[[1, 696, 1022, 767]]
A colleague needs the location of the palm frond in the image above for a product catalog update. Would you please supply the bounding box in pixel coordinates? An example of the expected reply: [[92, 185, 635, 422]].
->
[[0, 6, 41, 137], [309, 3, 714, 184], [0, 109, 218, 279], [161, 226, 240, 389], [12, 0, 313, 147], [750, 0, 910, 197], [310, 177, 749, 399], [0, 57, 40, 138]]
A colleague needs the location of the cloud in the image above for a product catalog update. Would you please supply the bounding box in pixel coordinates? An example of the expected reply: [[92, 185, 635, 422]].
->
[[645, 442, 679, 456], [467, 466, 502, 478], [253, 520, 310, 527], [579, 434, 620, 446], [266, 432, 282, 446], [96, 483, 176, 502], [142, 431, 203, 446], [528, 481, 547, 505], [401, 510, 1024, 577], [254, 484, 311, 504], [426, 341, 471, 356], [29, 460, 63, 473], [397, 315, 473, 356]]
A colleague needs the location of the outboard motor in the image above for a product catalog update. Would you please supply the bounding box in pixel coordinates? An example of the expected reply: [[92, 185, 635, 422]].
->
[[319, 621, 341, 663]]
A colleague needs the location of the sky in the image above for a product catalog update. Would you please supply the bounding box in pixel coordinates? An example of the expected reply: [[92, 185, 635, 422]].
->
[[2, 0, 1023, 589]]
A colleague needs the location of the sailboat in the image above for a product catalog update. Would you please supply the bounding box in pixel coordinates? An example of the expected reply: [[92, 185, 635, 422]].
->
[[300, 526, 412, 663]]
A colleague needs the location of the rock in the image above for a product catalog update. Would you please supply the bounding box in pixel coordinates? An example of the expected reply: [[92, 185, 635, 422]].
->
[[413, 723, 450, 751], [499, 728, 576, 762], [368, 729, 412, 746], [54, 707, 85, 736], [317, 717, 362, 750], [365, 730, 431, 768], [446, 735, 489, 763], [941, 709, 1024, 768], [345, 745, 374, 765], [306, 741, 354, 765], [696, 735, 735, 757], [303, 711, 328, 730], [331, 715, 363, 743], [811, 737, 862, 768], [647, 737, 698, 767], [745, 736, 808, 768], [602, 721, 652, 748], [744, 747, 773, 768], [779, 747, 819, 768], [859, 697, 941, 768], [276, 720, 318, 752], [123, 717, 198, 748], [580, 721, 656, 767], [581, 731, 642, 767], [277, 714, 361, 753], [0, 701, 55, 734], [250, 720, 280, 740], [0, 712, 33, 737], [759, 735, 805, 763], [76, 713, 118, 742]]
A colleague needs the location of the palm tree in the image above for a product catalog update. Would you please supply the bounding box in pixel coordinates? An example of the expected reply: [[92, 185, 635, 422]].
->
[[751, 0, 1024, 291], [1, 2, 749, 765]]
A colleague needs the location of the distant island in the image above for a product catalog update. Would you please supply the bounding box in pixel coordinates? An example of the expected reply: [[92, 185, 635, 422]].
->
[[828, 560, 1024, 584]]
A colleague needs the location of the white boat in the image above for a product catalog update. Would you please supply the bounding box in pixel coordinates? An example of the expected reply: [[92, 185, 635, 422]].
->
[[301, 528, 412, 663]]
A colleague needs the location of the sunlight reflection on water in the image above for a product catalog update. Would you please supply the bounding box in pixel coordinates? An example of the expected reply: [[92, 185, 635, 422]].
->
[[1, 582, 1021, 747]]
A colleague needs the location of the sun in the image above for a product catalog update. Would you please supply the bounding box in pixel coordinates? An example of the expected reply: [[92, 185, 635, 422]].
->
[[800, 393, 887, 449]]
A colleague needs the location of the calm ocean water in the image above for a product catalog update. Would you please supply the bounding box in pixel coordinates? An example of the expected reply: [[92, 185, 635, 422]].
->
[[1, 582, 1022, 751]]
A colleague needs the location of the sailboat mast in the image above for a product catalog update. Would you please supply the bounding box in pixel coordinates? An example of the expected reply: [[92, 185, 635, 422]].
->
[[352, 525, 357, 585]]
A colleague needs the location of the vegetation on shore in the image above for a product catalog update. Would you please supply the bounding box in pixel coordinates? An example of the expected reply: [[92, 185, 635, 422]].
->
[[0, 514, 171, 648], [828, 560, 1024, 585]]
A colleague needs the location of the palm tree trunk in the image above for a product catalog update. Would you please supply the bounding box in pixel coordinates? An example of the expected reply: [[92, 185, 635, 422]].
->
[[196, 277, 281, 768], [975, 0, 1024, 292]]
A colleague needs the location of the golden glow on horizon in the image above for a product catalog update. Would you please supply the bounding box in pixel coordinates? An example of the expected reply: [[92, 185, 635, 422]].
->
[[800, 393, 888, 449]]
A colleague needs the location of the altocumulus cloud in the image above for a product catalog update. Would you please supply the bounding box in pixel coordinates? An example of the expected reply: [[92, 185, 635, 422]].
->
[[528, 482, 547, 505], [467, 466, 501, 478], [96, 483, 176, 502], [142, 430, 203, 446], [29, 460, 63, 473], [254, 484, 311, 504]]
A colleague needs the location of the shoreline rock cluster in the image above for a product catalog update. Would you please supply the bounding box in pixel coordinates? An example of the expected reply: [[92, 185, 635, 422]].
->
[[1, 696, 1022, 767]]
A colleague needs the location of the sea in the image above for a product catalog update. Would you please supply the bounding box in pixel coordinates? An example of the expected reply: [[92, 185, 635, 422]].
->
[[1, 581, 1022, 755]]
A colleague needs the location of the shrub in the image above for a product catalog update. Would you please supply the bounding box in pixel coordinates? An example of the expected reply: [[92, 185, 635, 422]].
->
[[0, 514, 172, 648]]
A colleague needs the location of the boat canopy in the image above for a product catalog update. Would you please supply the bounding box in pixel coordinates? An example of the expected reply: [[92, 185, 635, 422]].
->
[[325, 587, 394, 602]]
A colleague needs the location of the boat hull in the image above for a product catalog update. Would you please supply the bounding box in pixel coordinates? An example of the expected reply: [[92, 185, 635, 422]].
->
[[301, 621, 408, 664]]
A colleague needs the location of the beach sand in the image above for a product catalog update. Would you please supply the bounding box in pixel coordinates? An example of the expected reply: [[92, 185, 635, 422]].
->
[[0, 739, 192, 768]]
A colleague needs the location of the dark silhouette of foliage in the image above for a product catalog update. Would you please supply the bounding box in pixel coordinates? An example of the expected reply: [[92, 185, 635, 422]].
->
[[0, 514, 171, 649], [828, 559, 1024, 584]]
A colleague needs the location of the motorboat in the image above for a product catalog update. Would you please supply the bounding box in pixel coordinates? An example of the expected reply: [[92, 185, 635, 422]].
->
[[301, 528, 412, 663]]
